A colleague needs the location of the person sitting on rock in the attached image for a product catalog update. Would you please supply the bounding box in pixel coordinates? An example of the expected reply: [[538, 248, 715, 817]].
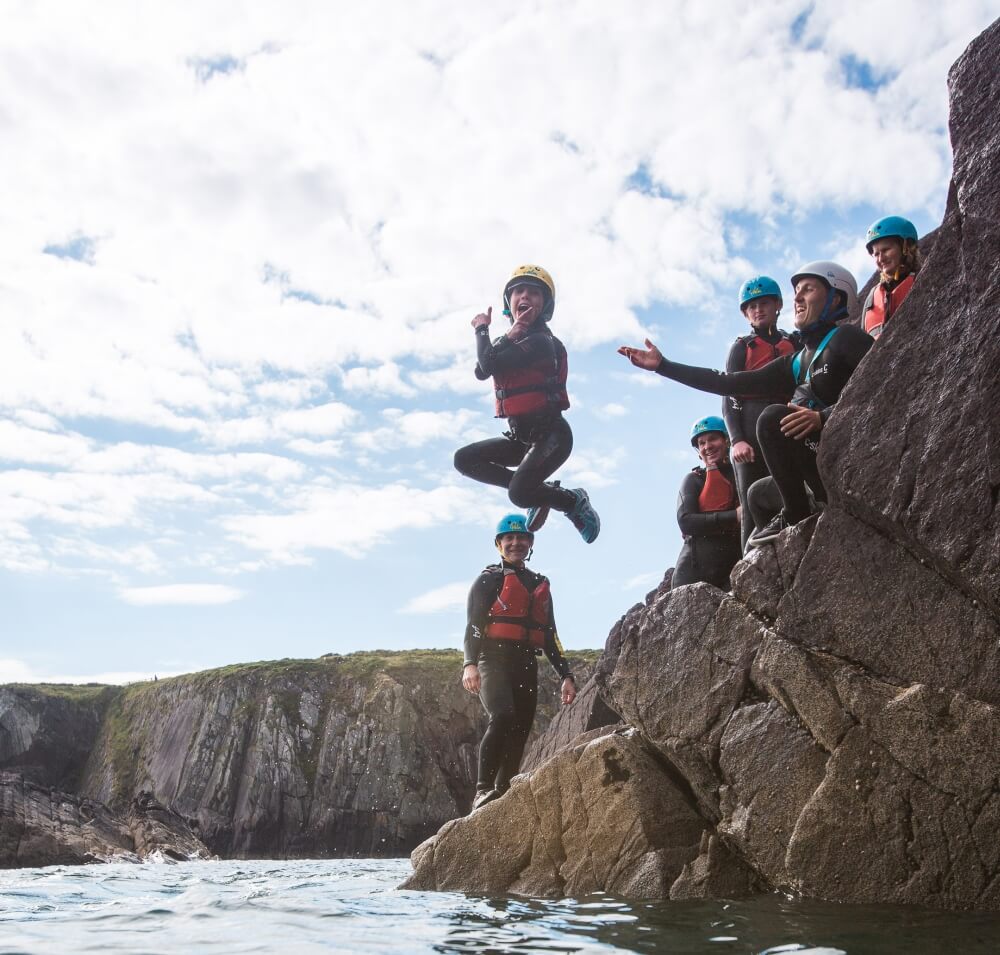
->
[[454, 265, 600, 543], [618, 261, 873, 546], [724, 276, 800, 549], [461, 513, 577, 811], [862, 215, 921, 339], [672, 416, 742, 590]]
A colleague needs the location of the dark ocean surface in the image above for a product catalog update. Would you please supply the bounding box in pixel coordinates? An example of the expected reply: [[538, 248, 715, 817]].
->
[[2, 858, 999, 953]]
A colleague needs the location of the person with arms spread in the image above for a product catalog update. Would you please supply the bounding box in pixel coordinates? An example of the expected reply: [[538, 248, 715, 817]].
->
[[619, 261, 873, 547], [454, 265, 600, 543], [672, 416, 742, 590], [462, 514, 576, 811]]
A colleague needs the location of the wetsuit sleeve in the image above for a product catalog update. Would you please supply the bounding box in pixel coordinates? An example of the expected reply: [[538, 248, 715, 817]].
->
[[677, 471, 739, 536], [539, 580, 572, 681], [723, 339, 748, 443], [463, 570, 500, 667], [656, 354, 793, 399], [817, 327, 874, 424], [476, 330, 556, 378]]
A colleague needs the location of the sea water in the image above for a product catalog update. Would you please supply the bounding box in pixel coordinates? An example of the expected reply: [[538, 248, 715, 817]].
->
[[1, 859, 999, 954]]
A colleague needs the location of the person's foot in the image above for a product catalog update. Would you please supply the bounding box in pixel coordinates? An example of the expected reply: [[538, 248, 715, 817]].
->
[[471, 789, 498, 812], [565, 488, 600, 543], [526, 481, 560, 532], [747, 511, 791, 547]]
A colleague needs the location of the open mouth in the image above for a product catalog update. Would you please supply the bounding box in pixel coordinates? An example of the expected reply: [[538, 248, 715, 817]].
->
[[516, 303, 535, 318]]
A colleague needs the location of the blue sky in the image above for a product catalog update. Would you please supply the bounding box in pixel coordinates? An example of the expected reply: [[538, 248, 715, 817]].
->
[[1, 1, 997, 682]]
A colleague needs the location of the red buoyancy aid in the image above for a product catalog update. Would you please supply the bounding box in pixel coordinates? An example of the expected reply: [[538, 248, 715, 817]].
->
[[494, 336, 570, 418], [737, 332, 796, 400], [741, 332, 796, 371], [486, 571, 551, 649], [698, 467, 736, 513], [864, 274, 915, 339]]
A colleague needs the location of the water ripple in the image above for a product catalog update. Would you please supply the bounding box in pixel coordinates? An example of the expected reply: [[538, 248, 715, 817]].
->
[[1, 859, 999, 954]]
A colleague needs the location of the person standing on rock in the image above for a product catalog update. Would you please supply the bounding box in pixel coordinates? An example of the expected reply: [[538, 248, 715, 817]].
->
[[862, 216, 921, 339], [462, 513, 576, 811], [672, 416, 742, 590], [618, 261, 873, 546], [453, 265, 600, 543], [723, 276, 800, 549]]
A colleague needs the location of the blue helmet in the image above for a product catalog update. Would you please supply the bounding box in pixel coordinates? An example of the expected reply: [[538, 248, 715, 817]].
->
[[739, 276, 782, 311], [865, 215, 918, 252], [495, 513, 533, 538], [690, 415, 728, 447]]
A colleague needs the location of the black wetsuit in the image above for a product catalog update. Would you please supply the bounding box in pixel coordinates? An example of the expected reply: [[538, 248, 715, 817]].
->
[[464, 559, 573, 795], [454, 325, 578, 513], [672, 464, 742, 590], [657, 321, 873, 523], [723, 329, 800, 548]]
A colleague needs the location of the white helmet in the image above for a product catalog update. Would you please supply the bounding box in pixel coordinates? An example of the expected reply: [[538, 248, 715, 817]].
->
[[790, 261, 858, 318]]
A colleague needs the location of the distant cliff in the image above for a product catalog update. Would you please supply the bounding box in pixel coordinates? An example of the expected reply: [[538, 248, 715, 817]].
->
[[1, 649, 596, 862], [403, 19, 1000, 911]]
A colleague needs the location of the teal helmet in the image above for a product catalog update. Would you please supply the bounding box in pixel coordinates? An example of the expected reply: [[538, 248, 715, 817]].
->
[[739, 276, 782, 311], [865, 215, 918, 252], [690, 415, 728, 447], [495, 513, 533, 538]]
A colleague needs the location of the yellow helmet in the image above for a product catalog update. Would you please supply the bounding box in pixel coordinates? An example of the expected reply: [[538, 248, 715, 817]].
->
[[502, 265, 556, 321]]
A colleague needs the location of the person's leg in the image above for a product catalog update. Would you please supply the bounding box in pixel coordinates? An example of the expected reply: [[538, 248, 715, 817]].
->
[[476, 653, 517, 796], [756, 405, 816, 523], [507, 417, 576, 511], [733, 454, 769, 550], [454, 435, 527, 492], [494, 654, 538, 794], [747, 476, 783, 534]]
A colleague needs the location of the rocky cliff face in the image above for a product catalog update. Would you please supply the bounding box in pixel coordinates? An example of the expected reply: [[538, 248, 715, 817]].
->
[[404, 20, 1000, 910], [2, 650, 594, 863]]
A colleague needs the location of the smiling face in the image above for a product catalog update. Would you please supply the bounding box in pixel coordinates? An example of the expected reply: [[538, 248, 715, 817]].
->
[[792, 276, 831, 330], [496, 532, 533, 565], [741, 295, 781, 333], [869, 236, 903, 276], [696, 431, 728, 467], [507, 282, 548, 325]]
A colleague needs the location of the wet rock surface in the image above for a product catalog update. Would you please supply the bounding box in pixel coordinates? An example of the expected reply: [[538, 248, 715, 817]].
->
[[0, 772, 212, 867], [406, 20, 1000, 909]]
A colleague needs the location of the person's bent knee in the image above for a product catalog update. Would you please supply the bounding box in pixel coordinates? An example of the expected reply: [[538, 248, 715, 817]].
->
[[506, 480, 537, 509], [454, 444, 477, 476]]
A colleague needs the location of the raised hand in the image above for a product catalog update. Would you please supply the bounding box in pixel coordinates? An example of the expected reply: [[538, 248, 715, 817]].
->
[[617, 338, 663, 371], [471, 306, 492, 330]]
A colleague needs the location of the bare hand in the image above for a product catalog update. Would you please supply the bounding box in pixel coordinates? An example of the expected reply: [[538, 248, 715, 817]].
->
[[780, 405, 822, 440], [471, 307, 492, 330], [561, 677, 576, 705], [617, 338, 663, 371], [736, 504, 743, 524], [732, 440, 755, 464], [462, 663, 481, 694]]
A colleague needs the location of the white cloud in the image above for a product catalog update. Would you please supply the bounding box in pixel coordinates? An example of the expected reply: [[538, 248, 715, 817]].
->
[[622, 571, 662, 592], [0, 658, 184, 685], [399, 581, 468, 614], [354, 408, 481, 452], [118, 583, 246, 606], [595, 402, 627, 419], [223, 481, 483, 561]]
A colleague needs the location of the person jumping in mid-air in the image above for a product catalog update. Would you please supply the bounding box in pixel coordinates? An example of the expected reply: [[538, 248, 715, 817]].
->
[[454, 265, 600, 543]]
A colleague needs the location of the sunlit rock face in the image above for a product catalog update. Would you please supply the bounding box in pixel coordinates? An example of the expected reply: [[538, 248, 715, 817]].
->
[[405, 19, 1000, 910]]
